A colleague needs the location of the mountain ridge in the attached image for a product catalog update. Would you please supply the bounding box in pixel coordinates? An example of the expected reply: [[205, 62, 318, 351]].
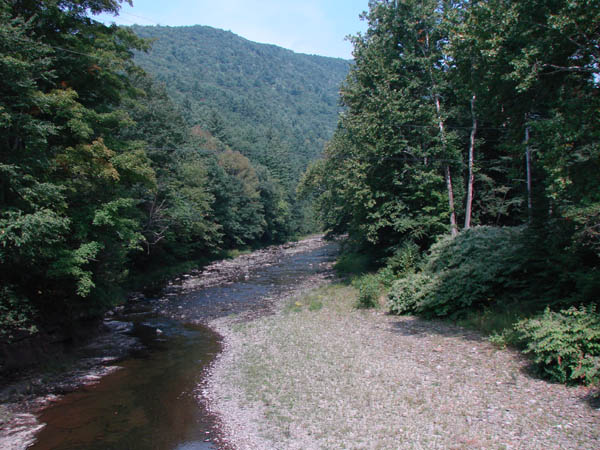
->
[[130, 24, 350, 180]]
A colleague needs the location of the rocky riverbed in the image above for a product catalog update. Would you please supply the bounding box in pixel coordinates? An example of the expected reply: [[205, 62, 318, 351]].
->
[[0, 235, 336, 450]]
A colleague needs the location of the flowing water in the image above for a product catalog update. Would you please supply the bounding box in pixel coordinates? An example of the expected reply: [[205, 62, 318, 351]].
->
[[30, 239, 337, 450]]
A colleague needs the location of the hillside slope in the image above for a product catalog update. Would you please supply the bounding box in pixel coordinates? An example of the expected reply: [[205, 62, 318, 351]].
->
[[130, 25, 350, 182]]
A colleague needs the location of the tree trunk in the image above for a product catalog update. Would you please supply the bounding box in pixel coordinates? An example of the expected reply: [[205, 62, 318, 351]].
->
[[464, 94, 477, 229], [525, 122, 532, 223], [445, 164, 459, 236], [425, 28, 458, 236], [434, 95, 459, 236]]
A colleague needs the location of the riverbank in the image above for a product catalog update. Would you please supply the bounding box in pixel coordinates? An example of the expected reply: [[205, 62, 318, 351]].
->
[[205, 283, 600, 449], [0, 235, 335, 450]]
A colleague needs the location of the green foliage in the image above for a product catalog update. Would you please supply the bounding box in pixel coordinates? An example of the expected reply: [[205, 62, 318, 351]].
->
[[306, 0, 600, 265], [300, 0, 600, 387], [302, 0, 469, 252], [130, 24, 349, 184], [0, 286, 37, 339], [384, 224, 600, 385], [48, 241, 103, 297], [308, 299, 323, 312], [0, 0, 342, 345], [126, 25, 348, 242], [162, 155, 220, 254], [0, 208, 70, 261], [387, 273, 432, 316], [1, 1, 315, 339], [417, 227, 526, 317], [515, 306, 600, 385], [334, 252, 372, 277], [0, 0, 150, 330], [352, 274, 381, 309], [373, 266, 396, 289], [384, 226, 583, 318], [385, 241, 421, 276]]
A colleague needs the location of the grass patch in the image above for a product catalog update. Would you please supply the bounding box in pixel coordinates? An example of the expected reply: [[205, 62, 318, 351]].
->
[[284, 284, 357, 315], [284, 301, 304, 313], [222, 248, 253, 259], [453, 306, 525, 346], [308, 299, 323, 311], [453, 309, 526, 351]]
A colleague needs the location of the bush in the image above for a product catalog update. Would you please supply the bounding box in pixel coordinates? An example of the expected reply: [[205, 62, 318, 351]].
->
[[375, 266, 396, 288], [387, 273, 433, 315], [386, 241, 421, 275], [334, 252, 372, 276], [0, 286, 37, 340], [417, 226, 526, 317], [515, 306, 600, 385], [353, 274, 380, 309]]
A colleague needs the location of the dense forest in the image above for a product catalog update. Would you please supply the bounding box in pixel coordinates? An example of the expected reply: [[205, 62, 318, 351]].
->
[[2, 0, 599, 386], [301, 0, 600, 384], [129, 24, 350, 239], [0, 0, 345, 343], [130, 25, 350, 183]]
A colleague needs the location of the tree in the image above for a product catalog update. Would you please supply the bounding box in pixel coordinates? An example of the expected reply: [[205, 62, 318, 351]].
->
[[0, 0, 153, 334], [303, 0, 464, 252]]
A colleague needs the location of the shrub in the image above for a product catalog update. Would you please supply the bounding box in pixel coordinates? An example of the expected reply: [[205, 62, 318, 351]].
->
[[387, 272, 433, 315], [386, 241, 421, 275], [353, 274, 380, 309], [417, 226, 526, 317], [515, 306, 600, 385], [0, 286, 37, 340], [334, 252, 372, 276], [375, 266, 396, 288]]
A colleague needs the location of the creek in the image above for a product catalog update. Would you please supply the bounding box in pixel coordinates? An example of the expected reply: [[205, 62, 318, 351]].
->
[[28, 237, 337, 450]]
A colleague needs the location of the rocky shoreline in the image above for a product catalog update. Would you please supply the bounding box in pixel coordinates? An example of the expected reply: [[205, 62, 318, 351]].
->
[[202, 267, 336, 450], [0, 235, 334, 450], [202, 284, 600, 450]]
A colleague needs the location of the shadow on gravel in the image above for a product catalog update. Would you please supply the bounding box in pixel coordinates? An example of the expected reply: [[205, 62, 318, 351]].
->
[[582, 388, 600, 409], [388, 316, 600, 406], [386, 316, 486, 344]]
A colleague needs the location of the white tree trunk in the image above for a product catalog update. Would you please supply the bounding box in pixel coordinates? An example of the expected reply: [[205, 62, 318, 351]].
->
[[435, 95, 459, 236], [464, 94, 477, 229]]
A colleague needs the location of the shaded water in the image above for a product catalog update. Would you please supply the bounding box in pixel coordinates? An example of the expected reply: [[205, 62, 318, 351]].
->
[[31, 240, 337, 450]]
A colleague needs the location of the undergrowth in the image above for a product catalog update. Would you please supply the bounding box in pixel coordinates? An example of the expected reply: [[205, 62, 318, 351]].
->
[[515, 306, 600, 385], [334, 252, 372, 276], [352, 274, 381, 308], [383, 226, 600, 385]]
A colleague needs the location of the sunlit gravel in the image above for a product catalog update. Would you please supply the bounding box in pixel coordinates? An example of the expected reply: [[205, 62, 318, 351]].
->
[[205, 284, 600, 449]]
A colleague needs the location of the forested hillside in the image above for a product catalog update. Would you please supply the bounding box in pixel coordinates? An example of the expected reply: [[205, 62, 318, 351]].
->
[[301, 0, 600, 384], [0, 0, 346, 346], [130, 25, 350, 185]]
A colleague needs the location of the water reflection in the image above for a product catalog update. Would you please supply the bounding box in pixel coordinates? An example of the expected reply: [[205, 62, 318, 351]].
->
[[31, 241, 337, 450]]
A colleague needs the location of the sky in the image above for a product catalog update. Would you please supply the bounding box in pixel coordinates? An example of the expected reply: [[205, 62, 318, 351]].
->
[[96, 0, 370, 59]]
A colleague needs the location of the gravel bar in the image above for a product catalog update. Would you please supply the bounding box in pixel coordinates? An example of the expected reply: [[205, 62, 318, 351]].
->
[[204, 283, 600, 449]]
